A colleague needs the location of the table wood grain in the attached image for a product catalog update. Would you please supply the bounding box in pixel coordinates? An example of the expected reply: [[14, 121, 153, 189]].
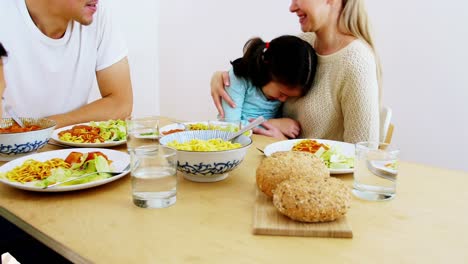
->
[[252, 189, 353, 238], [1, 117, 468, 263]]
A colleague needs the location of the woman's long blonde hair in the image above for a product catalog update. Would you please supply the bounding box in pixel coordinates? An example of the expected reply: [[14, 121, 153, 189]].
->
[[339, 0, 382, 99]]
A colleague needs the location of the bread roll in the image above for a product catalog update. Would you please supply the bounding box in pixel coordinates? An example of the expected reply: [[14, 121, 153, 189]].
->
[[273, 177, 350, 222], [256, 151, 329, 197]]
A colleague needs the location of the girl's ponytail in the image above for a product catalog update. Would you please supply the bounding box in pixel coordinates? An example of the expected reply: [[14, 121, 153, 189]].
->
[[231, 37, 270, 87]]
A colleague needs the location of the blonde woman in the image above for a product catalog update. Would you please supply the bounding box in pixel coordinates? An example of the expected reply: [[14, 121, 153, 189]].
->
[[211, 0, 380, 143]]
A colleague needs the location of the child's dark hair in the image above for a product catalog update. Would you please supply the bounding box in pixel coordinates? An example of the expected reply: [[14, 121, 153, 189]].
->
[[0, 43, 7, 58], [231, 35, 317, 96]]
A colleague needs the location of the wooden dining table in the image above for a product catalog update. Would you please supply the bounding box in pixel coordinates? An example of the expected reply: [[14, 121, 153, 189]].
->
[[1, 117, 467, 263]]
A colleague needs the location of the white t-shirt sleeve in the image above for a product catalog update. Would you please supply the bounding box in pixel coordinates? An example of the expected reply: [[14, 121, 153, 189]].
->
[[95, 2, 128, 71]]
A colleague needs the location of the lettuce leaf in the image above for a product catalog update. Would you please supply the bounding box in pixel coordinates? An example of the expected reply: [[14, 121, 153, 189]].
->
[[314, 146, 354, 169], [90, 119, 127, 141], [34, 155, 112, 187]]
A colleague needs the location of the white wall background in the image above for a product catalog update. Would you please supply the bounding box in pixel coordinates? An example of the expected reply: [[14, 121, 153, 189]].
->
[[89, 0, 159, 117], [102, 1, 468, 172], [158, 1, 299, 121], [365, 0, 468, 172]]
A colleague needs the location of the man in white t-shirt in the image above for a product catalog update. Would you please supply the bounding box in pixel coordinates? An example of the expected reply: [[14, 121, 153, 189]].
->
[[0, 0, 133, 128]]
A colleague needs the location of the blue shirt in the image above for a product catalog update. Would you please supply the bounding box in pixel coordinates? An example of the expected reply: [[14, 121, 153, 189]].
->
[[222, 69, 282, 125]]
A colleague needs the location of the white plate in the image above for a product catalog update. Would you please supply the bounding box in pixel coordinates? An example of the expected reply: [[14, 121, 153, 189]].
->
[[51, 123, 126, 148], [0, 148, 130, 192], [160, 121, 253, 137], [263, 139, 355, 174]]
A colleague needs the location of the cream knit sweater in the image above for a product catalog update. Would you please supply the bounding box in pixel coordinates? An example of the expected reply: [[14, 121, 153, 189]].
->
[[283, 34, 380, 143]]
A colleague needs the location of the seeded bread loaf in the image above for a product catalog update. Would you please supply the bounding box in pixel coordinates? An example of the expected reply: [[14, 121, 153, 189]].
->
[[272, 177, 351, 222], [256, 151, 329, 197]]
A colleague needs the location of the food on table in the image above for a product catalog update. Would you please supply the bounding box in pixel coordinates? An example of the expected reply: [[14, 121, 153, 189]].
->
[[187, 123, 209, 130], [0, 123, 42, 133], [292, 139, 354, 169], [273, 177, 351, 222], [209, 124, 239, 132], [2, 158, 70, 183], [255, 151, 350, 223], [161, 128, 186, 135], [85, 151, 109, 162], [89, 120, 126, 141], [167, 138, 241, 151], [58, 119, 126, 143], [256, 151, 329, 197], [188, 123, 239, 132], [64, 151, 86, 164], [292, 139, 329, 153], [0, 151, 114, 187], [59, 125, 103, 143], [385, 162, 398, 170], [160, 122, 249, 137]]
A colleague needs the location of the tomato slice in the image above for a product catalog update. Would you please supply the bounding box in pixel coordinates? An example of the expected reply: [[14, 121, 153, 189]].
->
[[64, 152, 84, 164], [85, 151, 109, 162]]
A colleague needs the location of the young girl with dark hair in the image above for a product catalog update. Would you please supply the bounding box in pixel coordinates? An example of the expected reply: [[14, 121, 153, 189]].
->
[[221, 35, 317, 138]]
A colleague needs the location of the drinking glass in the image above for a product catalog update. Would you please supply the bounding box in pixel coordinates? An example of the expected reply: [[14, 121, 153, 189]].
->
[[125, 116, 159, 151], [130, 145, 178, 208], [352, 142, 399, 201]]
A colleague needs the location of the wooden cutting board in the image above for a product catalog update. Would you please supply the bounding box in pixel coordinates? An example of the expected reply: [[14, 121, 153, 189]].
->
[[253, 189, 353, 238]]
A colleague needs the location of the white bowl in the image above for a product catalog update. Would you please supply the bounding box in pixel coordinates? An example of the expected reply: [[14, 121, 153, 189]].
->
[[159, 130, 252, 182], [0, 118, 56, 161]]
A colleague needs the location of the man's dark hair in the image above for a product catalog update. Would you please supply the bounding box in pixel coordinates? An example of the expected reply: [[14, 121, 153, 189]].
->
[[0, 43, 7, 57]]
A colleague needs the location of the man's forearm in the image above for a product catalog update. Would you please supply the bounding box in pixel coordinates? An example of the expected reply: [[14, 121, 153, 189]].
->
[[48, 94, 132, 128]]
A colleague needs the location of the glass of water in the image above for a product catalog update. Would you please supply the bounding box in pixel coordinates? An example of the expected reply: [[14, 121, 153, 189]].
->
[[130, 145, 178, 208], [125, 116, 160, 151], [352, 142, 399, 201]]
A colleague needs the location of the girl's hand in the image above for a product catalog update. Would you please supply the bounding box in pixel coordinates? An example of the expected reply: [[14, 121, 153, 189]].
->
[[268, 118, 301, 138], [252, 120, 288, 140], [210, 71, 235, 118]]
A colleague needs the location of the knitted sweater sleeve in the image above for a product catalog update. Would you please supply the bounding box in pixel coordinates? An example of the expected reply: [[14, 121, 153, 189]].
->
[[340, 45, 380, 143]]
